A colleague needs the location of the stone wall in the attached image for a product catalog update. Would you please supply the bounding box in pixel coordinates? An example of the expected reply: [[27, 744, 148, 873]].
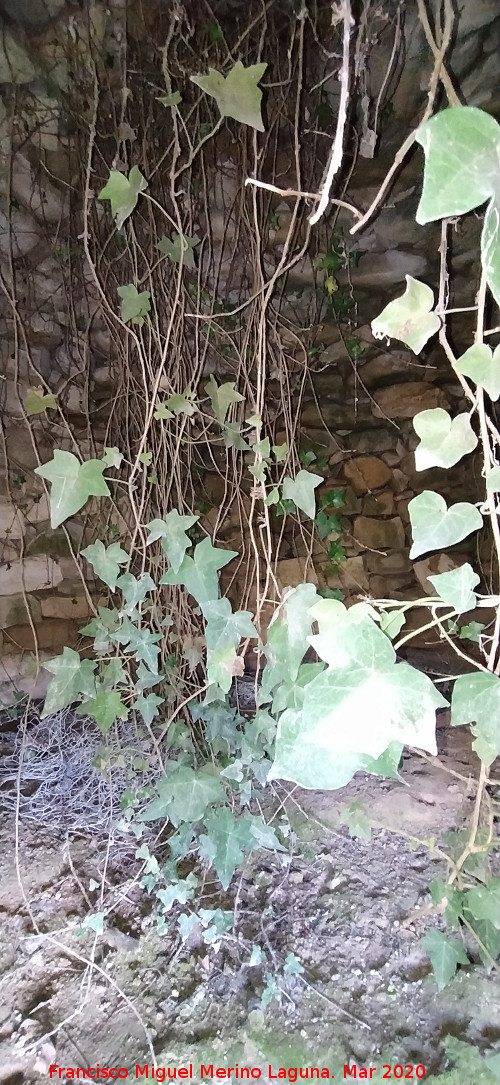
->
[[1, 0, 499, 702]]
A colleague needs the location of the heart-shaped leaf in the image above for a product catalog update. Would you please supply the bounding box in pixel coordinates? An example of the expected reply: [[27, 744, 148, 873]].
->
[[428, 563, 479, 613], [371, 276, 441, 354], [81, 539, 129, 591], [205, 374, 244, 424], [146, 510, 198, 572], [282, 471, 323, 519], [98, 165, 147, 230], [35, 450, 110, 528], [454, 343, 500, 401], [486, 466, 500, 492], [409, 491, 482, 559], [481, 198, 500, 308], [191, 61, 267, 131], [416, 107, 500, 223], [452, 671, 500, 765], [25, 387, 57, 416], [413, 408, 477, 470], [42, 647, 96, 717]]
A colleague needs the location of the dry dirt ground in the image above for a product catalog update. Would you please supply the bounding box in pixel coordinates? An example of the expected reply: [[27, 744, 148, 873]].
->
[[1, 717, 500, 1085]]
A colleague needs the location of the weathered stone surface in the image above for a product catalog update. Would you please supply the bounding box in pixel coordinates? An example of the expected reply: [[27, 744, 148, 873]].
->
[[366, 551, 412, 574], [0, 207, 41, 256], [0, 592, 41, 629], [0, 498, 25, 538], [6, 618, 79, 651], [10, 153, 67, 224], [354, 353, 436, 388], [344, 456, 392, 493], [0, 24, 35, 82], [2, 555, 63, 595], [276, 557, 318, 590], [40, 595, 91, 620], [355, 427, 400, 454], [370, 574, 413, 597], [363, 491, 394, 516], [352, 250, 427, 289], [372, 383, 449, 419], [326, 556, 369, 592], [353, 516, 406, 551]]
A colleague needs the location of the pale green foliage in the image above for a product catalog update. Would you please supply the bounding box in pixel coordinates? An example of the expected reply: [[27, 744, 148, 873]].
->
[[371, 275, 441, 353], [81, 540, 129, 591], [282, 471, 323, 518], [421, 929, 468, 991], [205, 374, 244, 424], [413, 408, 477, 470], [98, 165, 148, 230], [191, 61, 267, 131], [35, 450, 110, 528], [408, 491, 483, 559], [416, 107, 500, 306], [25, 387, 57, 416], [117, 284, 151, 325], [428, 564, 479, 613], [452, 672, 500, 764], [454, 343, 500, 401], [146, 511, 199, 572], [157, 232, 199, 268]]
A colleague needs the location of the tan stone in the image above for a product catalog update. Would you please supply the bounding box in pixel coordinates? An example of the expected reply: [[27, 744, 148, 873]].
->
[[6, 619, 80, 652], [0, 649, 53, 706], [276, 557, 318, 590], [362, 491, 394, 516], [344, 456, 392, 493], [325, 556, 369, 593], [2, 555, 63, 595], [40, 595, 92, 620], [0, 593, 41, 629], [372, 383, 449, 420], [24, 492, 50, 525], [413, 554, 459, 595], [353, 516, 406, 550], [370, 574, 413, 597]]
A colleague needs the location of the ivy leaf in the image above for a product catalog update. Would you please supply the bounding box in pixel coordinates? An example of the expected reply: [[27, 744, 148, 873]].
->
[[203, 598, 257, 651], [459, 621, 484, 643], [154, 402, 174, 421], [199, 806, 252, 889], [100, 658, 126, 691], [191, 61, 267, 132], [371, 275, 441, 354], [42, 648, 96, 717], [102, 447, 122, 468], [222, 421, 250, 451], [416, 107, 500, 223], [25, 386, 57, 416], [272, 443, 288, 462], [409, 491, 483, 559], [141, 764, 224, 825], [164, 388, 198, 417], [81, 540, 129, 591], [454, 343, 500, 402], [35, 450, 110, 528], [146, 510, 198, 572], [486, 466, 500, 492], [451, 672, 500, 765], [428, 563, 479, 614], [421, 929, 468, 991], [133, 692, 164, 726], [380, 609, 406, 639], [117, 284, 151, 326], [481, 197, 500, 308], [80, 690, 128, 734], [116, 572, 155, 614], [207, 645, 242, 693], [464, 881, 500, 929], [315, 509, 341, 539], [160, 537, 237, 607], [135, 662, 164, 693], [339, 801, 371, 842], [80, 607, 121, 653], [413, 409, 477, 470], [157, 91, 182, 108], [205, 374, 244, 424], [122, 626, 162, 672], [282, 471, 323, 519], [98, 165, 148, 230], [157, 233, 199, 269]]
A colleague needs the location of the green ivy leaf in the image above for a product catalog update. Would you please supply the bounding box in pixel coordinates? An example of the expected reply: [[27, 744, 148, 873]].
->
[[413, 408, 477, 470], [481, 197, 500, 308], [428, 563, 479, 614], [421, 928, 468, 991], [42, 647, 96, 717], [154, 402, 174, 420], [371, 275, 441, 354], [81, 689, 128, 734], [164, 388, 198, 417], [157, 233, 199, 269], [100, 658, 126, 691], [98, 165, 148, 230], [146, 511, 198, 572], [261, 584, 319, 697], [264, 487, 280, 506], [282, 471, 323, 519], [157, 91, 182, 108], [314, 509, 341, 539], [138, 451, 152, 465], [115, 572, 155, 614], [199, 806, 252, 889], [205, 374, 244, 424], [117, 284, 151, 326], [464, 881, 500, 929], [459, 620, 484, 643], [191, 61, 267, 132], [102, 447, 123, 468], [409, 491, 483, 559], [416, 107, 500, 223], [35, 450, 110, 528], [339, 801, 371, 841], [133, 692, 164, 726], [160, 537, 237, 608], [272, 443, 288, 462], [452, 672, 500, 765], [380, 609, 406, 639], [81, 540, 129, 591], [121, 625, 162, 672], [203, 598, 257, 651], [25, 387, 57, 416], [141, 764, 224, 826], [222, 422, 250, 451], [454, 343, 500, 402], [486, 466, 500, 492], [80, 607, 121, 653]]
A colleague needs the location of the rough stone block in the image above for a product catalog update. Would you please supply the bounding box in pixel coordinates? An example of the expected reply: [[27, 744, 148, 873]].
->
[[2, 555, 63, 595], [353, 515, 406, 551], [344, 456, 392, 493]]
